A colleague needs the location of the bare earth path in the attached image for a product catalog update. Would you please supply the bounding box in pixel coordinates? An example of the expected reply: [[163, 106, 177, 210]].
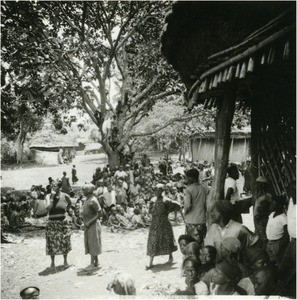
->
[[1, 153, 108, 190], [1, 225, 185, 299]]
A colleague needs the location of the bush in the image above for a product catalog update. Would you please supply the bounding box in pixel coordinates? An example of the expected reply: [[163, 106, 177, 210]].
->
[[1, 137, 17, 164]]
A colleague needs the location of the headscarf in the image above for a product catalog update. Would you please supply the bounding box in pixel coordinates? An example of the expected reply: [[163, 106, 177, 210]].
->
[[107, 272, 136, 295], [221, 237, 241, 254]]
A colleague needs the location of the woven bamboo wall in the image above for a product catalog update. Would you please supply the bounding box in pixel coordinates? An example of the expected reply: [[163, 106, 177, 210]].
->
[[258, 122, 296, 195]]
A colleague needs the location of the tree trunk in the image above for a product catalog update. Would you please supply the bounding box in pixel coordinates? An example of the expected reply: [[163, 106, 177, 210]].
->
[[15, 120, 27, 164], [16, 135, 24, 164], [207, 84, 236, 223], [107, 150, 120, 170]]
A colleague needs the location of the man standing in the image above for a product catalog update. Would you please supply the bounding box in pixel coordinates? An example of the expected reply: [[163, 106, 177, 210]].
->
[[114, 166, 128, 180], [224, 164, 240, 203], [184, 168, 209, 249]]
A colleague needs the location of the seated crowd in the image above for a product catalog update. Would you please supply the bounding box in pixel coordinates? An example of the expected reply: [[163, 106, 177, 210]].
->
[[1, 155, 295, 298]]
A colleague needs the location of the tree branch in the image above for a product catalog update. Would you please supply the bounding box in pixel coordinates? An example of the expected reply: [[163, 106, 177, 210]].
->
[[131, 113, 204, 138], [117, 114, 137, 150], [130, 76, 159, 106], [81, 89, 97, 113], [58, 3, 81, 32]]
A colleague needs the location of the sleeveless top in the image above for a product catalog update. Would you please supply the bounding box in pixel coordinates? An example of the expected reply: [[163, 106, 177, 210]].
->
[[48, 192, 69, 221]]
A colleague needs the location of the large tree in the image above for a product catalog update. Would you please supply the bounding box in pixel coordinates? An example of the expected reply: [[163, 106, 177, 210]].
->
[[1, 2, 49, 163], [2, 1, 181, 167], [40, 1, 181, 168]]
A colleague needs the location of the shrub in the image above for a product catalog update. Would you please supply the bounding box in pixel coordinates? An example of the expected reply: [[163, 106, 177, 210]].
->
[[1, 137, 17, 164]]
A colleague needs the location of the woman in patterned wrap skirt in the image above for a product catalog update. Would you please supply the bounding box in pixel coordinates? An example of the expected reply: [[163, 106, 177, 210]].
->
[[45, 181, 72, 270], [146, 183, 179, 269]]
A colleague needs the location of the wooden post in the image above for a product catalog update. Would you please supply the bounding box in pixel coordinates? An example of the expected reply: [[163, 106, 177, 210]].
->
[[207, 83, 237, 218], [243, 138, 247, 161], [182, 135, 186, 163], [230, 138, 234, 160], [250, 97, 260, 196], [198, 138, 202, 161]]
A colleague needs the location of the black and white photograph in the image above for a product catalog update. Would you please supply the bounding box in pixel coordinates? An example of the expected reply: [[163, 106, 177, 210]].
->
[[1, 1, 296, 298]]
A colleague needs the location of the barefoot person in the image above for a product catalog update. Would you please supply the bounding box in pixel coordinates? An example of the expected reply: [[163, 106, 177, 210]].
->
[[82, 183, 102, 270], [146, 183, 179, 269], [45, 180, 72, 270], [71, 165, 78, 185]]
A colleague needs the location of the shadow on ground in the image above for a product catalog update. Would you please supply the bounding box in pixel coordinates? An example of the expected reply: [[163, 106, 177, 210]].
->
[[39, 265, 70, 276], [149, 262, 178, 273], [77, 266, 101, 276]]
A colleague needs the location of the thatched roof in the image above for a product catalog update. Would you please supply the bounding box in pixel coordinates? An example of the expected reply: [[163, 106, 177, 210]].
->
[[191, 126, 250, 139], [186, 7, 295, 110], [30, 132, 78, 150], [84, 143, 102, 151]]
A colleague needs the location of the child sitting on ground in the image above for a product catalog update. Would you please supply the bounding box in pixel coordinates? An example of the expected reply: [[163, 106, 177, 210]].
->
[[67, 206, 83, 229], [108, 207, 121, 232], [197, 245, 217, 289], [253, 265, 278, 296], [175, 256, 200, 295], [127, 202, 135, 219], [199, 245, 217, 266], [131, 208, 147, 228], [178, 235, 196, 256], [136, 202, 151, 226], [184, 242, 200, 261], [116, 206, 135, 230], [210, 259, 246, 295], [220, 237, 253, 295], [9, 203, 21, 232], [193, 261, 219, 295], [107, 272, 136, 295]]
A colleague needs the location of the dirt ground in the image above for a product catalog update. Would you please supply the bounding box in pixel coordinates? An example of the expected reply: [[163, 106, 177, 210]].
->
[[1, 153, 108, 190], [1, 223, 185, 299]]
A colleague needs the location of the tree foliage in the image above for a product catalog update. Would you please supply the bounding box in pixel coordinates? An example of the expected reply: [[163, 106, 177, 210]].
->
[[2, 1, 183, 167], [1, 2, 51, 162]]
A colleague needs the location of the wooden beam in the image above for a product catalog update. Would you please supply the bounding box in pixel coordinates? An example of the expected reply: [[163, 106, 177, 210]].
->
[[207, 84, 237, 223], [250, 96, 260, 196]]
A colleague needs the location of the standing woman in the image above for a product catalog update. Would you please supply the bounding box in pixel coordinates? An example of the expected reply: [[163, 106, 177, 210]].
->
[[82, 183, 102, 270], [146, 183, 179, 269], [71, 165, 78, 185], [45, 180, 72, 270]]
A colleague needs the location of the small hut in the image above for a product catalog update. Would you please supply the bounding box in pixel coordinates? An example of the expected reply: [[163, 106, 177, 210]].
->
[[84, 143, 102, 155], [30, 134, 79, 165], [191, 129, 251, 163], [162, 2, 295, 200]]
